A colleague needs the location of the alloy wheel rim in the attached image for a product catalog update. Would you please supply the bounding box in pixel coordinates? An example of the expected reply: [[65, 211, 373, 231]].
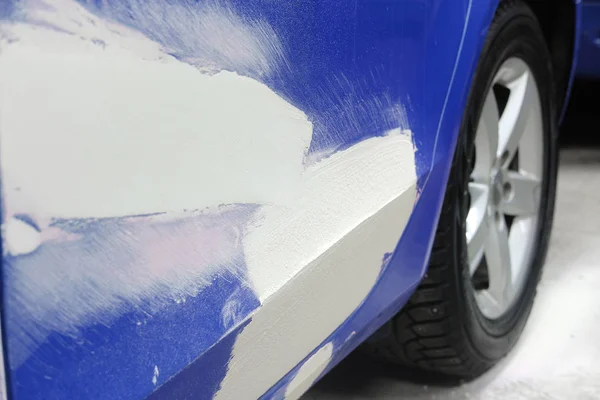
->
[[466, 57, 544, 320]]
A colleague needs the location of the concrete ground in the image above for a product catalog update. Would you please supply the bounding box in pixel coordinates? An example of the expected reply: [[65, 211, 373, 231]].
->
[[303, 86, 600, 400]]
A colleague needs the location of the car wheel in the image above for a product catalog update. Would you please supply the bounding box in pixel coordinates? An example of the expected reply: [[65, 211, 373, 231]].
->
[[365, 0, 558, 379]]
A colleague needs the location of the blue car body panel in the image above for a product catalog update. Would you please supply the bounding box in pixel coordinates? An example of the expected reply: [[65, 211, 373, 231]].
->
[[575, 0, 600, 78], [0, 0, 581, 399]]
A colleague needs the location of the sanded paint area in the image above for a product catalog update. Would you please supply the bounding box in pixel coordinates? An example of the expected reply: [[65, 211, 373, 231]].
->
[[0, 0, 419, 399]]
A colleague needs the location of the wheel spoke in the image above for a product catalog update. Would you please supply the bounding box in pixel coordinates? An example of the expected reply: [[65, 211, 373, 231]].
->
[[497, 64, 535, 166], [466, 183, 490, 274], [502, 171, 541, 216], [472, 90, 500, 181], [495, 58, 529, 86], [471, 57, 543, 320], [484, 213, 512, 309]]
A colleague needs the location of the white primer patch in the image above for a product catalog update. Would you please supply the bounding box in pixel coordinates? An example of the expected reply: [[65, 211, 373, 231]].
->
[[244, 129, 415, 300], [4, 0, 167, 61], [0, 35, 311, 220], [215, 185, 417, 399], [2, 217, 41, 256], [284, 342, 333, 400]]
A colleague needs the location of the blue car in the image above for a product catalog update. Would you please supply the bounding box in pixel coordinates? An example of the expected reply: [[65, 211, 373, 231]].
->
[[0, 0, 596, 399]]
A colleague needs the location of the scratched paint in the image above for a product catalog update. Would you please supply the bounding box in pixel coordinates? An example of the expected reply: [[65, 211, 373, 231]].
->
[[0, 0, 418, 399], [152, 365, 159, 386], [79, 0, 288, 79], [2, 206, 257, 368]]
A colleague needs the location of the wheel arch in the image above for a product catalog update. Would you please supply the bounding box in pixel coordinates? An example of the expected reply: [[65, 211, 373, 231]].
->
[[524, 0, 578, 119]]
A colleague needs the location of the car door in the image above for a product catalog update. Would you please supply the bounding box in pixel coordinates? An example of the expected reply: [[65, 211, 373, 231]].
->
[[0, 0, 475, 398]]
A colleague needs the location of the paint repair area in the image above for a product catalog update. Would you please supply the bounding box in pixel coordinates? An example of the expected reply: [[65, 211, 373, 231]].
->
[[0, 0, 418, 398]]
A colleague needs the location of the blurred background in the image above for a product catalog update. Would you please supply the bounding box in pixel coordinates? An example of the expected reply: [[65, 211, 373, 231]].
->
[[303, 80, 600, 400]]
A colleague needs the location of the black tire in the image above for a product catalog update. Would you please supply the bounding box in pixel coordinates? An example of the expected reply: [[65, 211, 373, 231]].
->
[[364, 0, 558, 379]]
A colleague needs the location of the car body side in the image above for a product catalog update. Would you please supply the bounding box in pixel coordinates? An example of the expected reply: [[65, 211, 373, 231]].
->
[[575, 0, 600, 78], [0, 0, 580, 399]]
